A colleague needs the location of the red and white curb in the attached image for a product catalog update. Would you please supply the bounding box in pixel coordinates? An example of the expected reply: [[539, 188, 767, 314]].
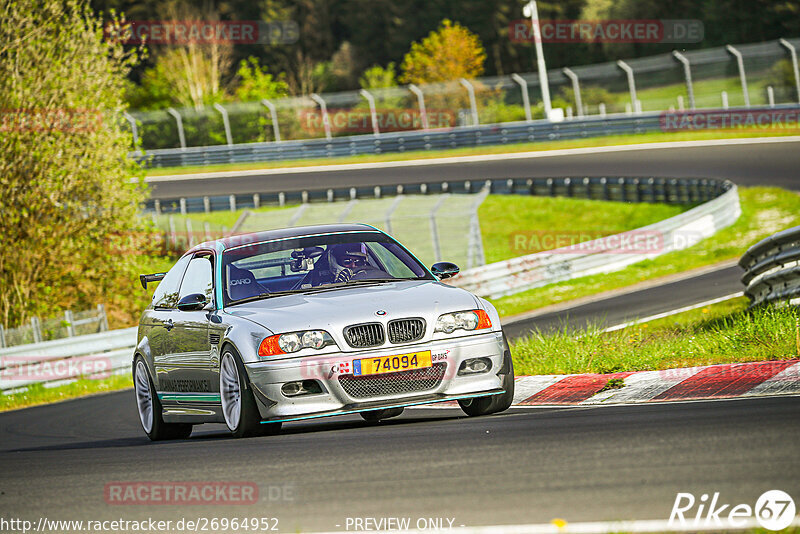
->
[[430, 360, 800, 407]]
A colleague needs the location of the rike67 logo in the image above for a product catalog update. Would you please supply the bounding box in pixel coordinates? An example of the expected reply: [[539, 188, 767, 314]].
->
[[669, 490, 796, 531]]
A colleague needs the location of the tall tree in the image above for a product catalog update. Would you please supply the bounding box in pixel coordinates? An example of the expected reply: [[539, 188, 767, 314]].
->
[[400, 19, 486, 84], [0, 0, 147, 328]]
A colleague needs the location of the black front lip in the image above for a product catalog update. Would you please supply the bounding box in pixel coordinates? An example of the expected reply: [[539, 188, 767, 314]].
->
[[258, 388, 505, 424]]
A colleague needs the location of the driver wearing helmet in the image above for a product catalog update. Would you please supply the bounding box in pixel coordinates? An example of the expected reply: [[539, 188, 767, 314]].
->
[[328, 243, 370, 283]]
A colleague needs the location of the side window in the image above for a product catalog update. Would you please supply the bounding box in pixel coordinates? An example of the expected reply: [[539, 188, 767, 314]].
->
[[152, 255, 191, 309], [179, 255, 214, 304]]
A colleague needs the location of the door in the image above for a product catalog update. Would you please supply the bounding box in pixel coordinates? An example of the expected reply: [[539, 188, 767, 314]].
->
[[167, 253, 216, 398], [148, 254, 191, 384]]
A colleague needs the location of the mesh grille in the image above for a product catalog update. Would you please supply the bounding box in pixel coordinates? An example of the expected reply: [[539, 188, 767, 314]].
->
[[338, 363, 446, 399], [344, 323, 385, 348], [387, 318, 425, 344]]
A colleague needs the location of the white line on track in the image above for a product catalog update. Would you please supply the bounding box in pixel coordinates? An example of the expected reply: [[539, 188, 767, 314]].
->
[[144, 136, 800, 182], [602, 292, 742, 332]]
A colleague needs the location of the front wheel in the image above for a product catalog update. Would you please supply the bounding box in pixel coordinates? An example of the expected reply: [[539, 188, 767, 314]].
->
[[458, 336, 515, 417], [220, 348, 281, 438], [134, 358, 192, 441]]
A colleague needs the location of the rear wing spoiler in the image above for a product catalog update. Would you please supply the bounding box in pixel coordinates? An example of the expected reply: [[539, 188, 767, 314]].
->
[[139, 272, 166, 289]]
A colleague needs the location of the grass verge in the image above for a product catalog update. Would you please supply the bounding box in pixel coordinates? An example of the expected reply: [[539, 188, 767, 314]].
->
[[144, 128, 799, 176], [0, 374, 132, 412], [491, 186, 800, 318], [511, 297, 800, 376], [479, 195, 687, 264]]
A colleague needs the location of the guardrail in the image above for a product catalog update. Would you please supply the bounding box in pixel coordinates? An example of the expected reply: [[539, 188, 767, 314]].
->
[[0, 327, 137, 393], [135, 104, 800, 169], [449, 180, 740, 299], [739, 225, 800, 307], [147, 175, 731, 214]]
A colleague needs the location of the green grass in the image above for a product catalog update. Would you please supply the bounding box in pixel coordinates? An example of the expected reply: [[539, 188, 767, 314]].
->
[[511, 297, 800, 376], [492, 186, 800, 318], [144, 128, 799, 176], [0, 374, 133, 412], [479, 195, 687, 264]]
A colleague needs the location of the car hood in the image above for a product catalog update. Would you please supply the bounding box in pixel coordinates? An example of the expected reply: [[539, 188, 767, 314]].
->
[[224, 280, 480, 335]]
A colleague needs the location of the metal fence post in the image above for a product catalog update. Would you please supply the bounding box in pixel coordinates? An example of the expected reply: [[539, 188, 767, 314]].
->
[[767, 86, 775, 107], [186, 218, 194, 247], [511, 73, 532, 122], [261, 99, 281, 142], [459, 78, 479, 127], [384, 195, 404, 234], [617, 60, 638, 115], [64, 310, 75, 337], [179, 197, 187, 215], [562, 68, 583, 118], [359, 89, 380, 137], [722, 91, 729, 109], [203, 196, 210, 213], [166, 107, 187, 150], [726, 45, 750, 107], [213, 103, 233, 146], [229, 195, 237, 212], [97, 304, 109, 332], [169, 215, 177, 248], [672, 51, 696, 110], [310, 93, 332, 141], [0, 324, 6, 348], [122, 111, 140, 150], [429, 195, 449, 262], [408, 84, 429, 130], [31, 316, 42, 343], [779, 38, 800, 104]]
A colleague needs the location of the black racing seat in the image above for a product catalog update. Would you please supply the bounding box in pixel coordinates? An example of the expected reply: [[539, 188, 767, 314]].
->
[[227, 264, 269, 300]]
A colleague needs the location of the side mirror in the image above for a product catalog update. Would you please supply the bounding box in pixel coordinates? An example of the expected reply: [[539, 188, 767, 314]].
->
[[431, 261, 460, 280], [177, 293, 208, 311]]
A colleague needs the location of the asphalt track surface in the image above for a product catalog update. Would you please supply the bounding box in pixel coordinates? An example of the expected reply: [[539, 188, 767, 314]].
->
[[146, 138, 800, 199], [1, 138, 798, 531], [1, 393, 798, 532], [503, 263, 743, 339]]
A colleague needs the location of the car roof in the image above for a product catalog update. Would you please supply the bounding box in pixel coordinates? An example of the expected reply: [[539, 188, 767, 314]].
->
[[187, 223, 383, 253]]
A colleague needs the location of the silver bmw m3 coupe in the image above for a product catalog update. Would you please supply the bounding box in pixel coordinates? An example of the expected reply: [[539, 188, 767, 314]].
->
[[133, 223, 514, 440]]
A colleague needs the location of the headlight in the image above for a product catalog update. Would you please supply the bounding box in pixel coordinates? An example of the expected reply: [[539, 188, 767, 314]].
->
[[434, 309, 492, 334], [259, 330, 336, 357]]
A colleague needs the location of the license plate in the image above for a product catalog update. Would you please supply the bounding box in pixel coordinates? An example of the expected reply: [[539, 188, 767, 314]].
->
[[354, 351, 432, 376]]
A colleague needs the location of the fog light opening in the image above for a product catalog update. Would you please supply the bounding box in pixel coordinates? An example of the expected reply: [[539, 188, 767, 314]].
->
[[281, 379, 323, 397], [458, 357, 492, 376]]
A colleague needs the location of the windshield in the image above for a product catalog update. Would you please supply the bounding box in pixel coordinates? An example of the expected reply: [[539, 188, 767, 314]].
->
[[222, 231, 432, 305]]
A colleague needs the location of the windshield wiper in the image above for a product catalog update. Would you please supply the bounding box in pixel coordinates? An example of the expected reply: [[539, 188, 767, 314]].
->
[[229, 290, 303, 305]]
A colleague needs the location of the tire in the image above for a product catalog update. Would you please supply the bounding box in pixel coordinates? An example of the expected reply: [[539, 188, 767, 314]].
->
[[133, 357, 193, 441], [360, 407, 404, 423], [220, 347, 282, 438], [458, 335, 515, 417]]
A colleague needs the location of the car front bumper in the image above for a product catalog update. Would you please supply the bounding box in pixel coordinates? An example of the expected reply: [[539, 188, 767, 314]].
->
[[244, 331, 507, 423]]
